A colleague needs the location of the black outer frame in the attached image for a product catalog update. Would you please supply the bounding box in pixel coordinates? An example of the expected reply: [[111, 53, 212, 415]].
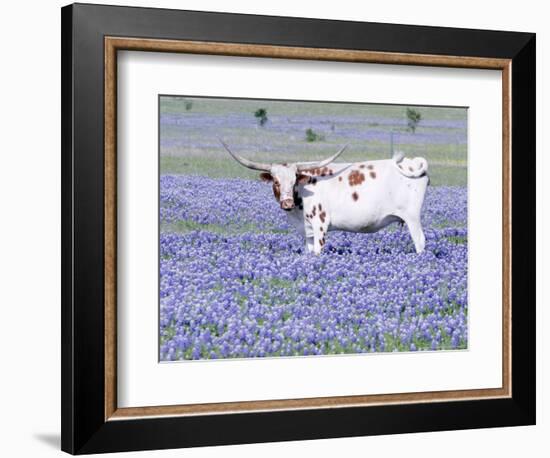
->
[[61, 2, 535, 454]]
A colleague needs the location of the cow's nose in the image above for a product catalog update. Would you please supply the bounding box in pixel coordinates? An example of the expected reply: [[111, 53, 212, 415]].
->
[[281, 199, 295, 210]]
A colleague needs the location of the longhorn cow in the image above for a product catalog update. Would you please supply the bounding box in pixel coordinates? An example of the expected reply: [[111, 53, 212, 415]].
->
[[220, 140, 429, 255]]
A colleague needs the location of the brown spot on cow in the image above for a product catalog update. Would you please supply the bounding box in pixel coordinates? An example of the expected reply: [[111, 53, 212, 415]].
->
[[369, 171, 376, 179], [312, 206, 316, 216], [408, 166, 414, 172], [329, 169, 334, 176], [359, 164, 365, 169], [318, 203, 322, 211], [352, 191, 359, 201], [319, 237, 325, 246], [272, 180, 281, 201], [367, 164, 374, 170], [311, 178, 317, 185], [348, 170, 365, 186], [319, 227, 324, 233], [338, 176, 342, 182], [319, 211, 326, 223]]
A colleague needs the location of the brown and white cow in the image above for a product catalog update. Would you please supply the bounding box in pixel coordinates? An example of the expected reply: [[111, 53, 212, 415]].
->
[[220, 140, 429, 255]]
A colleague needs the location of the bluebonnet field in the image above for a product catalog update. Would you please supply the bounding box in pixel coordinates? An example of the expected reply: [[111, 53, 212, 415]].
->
[[159, 97, 468, 361]]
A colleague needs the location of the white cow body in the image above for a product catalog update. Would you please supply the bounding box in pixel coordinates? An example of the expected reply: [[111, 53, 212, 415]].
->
[[285, 154, 429, 254]]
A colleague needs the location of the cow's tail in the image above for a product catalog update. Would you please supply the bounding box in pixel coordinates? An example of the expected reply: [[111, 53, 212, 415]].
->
[[393, 150, 428, 178]]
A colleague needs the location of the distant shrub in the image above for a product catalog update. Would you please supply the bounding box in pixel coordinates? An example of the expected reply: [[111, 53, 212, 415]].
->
[[406, 108, 422, 133], [305, 128, 325, 142], [254, 108, 268, 126], [184, 100, 193, 111]]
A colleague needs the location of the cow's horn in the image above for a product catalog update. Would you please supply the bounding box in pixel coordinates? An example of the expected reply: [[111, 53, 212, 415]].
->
[[219, 139, 271, 171], [296, 144, 349, 172]]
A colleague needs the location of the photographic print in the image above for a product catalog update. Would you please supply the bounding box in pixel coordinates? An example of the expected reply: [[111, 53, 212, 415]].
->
[[159, 96, 468, 361], [62, 8, 534, 451]]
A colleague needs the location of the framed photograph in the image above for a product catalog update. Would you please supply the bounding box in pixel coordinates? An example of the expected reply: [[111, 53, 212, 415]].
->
[[61, 3, 535, 454]]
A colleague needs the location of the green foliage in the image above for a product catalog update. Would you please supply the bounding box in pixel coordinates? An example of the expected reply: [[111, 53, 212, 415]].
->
[[254, 108, 268, 126], [305, 128, 325, 142], [159, 97, 467, 186], [160, 149, 467, 186], [406, 107, 422, 133], [161, 218, 293, 236], [445, 235, 468, 244]]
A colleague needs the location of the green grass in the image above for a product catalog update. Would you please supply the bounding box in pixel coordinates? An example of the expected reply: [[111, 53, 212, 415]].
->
[[445, 235, 468, 244], [160, 151, 467, 187], [160, 96, 467, 186], [267, 278, 296, 289], [161, 219, 295, 236], [161, 96, 467, 121], [161, 156, 466, 186], [161, 219, 268, 235]]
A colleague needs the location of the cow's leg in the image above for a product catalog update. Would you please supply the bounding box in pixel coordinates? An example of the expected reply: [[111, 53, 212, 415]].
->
[[304, 219, 316, 254], [313, 231, 324, 255], [308, 225, 324, 255], [312, 213, 329, 255], [305, 236, 315, 253], [403, 214, 425, 253], [303, 204, 329, 255]]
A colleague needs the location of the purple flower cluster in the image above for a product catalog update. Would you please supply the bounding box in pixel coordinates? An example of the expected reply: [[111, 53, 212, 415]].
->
[[160, 112, 466, 152], [161, 175, 466, 231], [161, 175, 288, 230], [159, 176, 468, 360]]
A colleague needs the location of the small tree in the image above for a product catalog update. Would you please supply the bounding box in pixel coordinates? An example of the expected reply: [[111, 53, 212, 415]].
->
[[184, 100, 193, 111], [254, 108, 268, 127], [305, 128, 325, 142], [406, 107, 422, 133]]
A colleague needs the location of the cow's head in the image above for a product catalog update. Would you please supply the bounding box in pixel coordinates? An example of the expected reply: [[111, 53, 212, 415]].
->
[[220, 140, 347, 211]]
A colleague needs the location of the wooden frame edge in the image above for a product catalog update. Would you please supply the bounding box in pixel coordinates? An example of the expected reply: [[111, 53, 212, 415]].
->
[[106, 36, 510, 69], [105, 38, 118, 420], [109, 389, 510, 420], [103, 36, 512, 421]]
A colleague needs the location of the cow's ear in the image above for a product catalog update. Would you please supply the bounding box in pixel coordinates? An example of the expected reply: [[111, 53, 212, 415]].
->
[[296, 174, 311, 184], [260, 172, 273, 182]]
